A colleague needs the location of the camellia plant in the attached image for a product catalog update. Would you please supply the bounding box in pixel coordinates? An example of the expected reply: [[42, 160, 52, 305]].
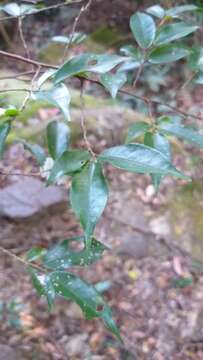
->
[[0, 1, 203, 340]]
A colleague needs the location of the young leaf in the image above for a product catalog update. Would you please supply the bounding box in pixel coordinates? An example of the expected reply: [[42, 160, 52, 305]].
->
[[21, 140, 46, 166], [98, 144, 188, 179], [46, 120, 70, 160], [70, 162, 108, 246], [43, 237, 107, 269], [30, 270, 55, 310], [158, 120, 203, 148], [130, 12, 156, 49], [146, 5, 165, 19], [144, 132, 171, 191], [155, 22, 198, 46], [100, 72, 127, 99], [50, 271, 120, 339], [33, 84, 71, 122], [54, 53, 126, 84], [0, 121, 10, 158], [149, 44, 189, 64], [47, 149, 90, 184], [125, 121, 151, 143]]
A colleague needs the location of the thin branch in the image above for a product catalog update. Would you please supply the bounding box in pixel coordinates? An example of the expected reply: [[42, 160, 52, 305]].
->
[[0, 50, 202, 121], [0, 246, 46, 273], [0, 1, 83, 22], [0, 50, 57, 69], [62, 0, 93, 62], [80, 80, 95, 158], [18, 16, 31, 60], [0, 170, 40, 178], [0, 71, 41, 81]]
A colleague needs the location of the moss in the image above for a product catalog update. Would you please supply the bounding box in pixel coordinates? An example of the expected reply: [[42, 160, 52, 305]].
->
[[169, 181, 203, 259]]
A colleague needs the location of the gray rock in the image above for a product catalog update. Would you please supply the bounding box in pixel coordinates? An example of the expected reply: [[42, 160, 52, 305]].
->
[[0, 177, 66, 219], [0, 345, 26, 360], [64, 333, 89, 357]]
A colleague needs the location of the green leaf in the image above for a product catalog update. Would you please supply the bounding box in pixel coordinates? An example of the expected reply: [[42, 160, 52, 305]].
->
[[50, 271, 120, 339], [30, 270, 55, 310], [188, 48, 203, 72], [54, 53, 126, 84], [26, 247, 47, 262], [120, 45, 142, 59], [2, 3, 36, 16], [43, 236, 107, 269], [0, 121, 10, 158], [21, 140, 46, 166], [37, 69, 56, 88], [52, 32, 87, 45], [130, 12, 156, 49], [155, 22, 198, 45], [98, 144, 188, 179], [33, 84, 71, 122], [70, 162, 108, 246], [146, 5, 165, 18], [47, 149, 90, 184], [158, 118, 203, 148], [125, 121, 151, 143], [46, 120, 70, 160], [144, 132, 171, 191], [149, 44, 189, 64], [100, 72, 127, 99], [166, 5, 198, 17]]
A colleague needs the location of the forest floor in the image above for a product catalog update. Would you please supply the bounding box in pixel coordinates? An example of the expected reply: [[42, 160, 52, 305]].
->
[[1, 1, 203, 359]]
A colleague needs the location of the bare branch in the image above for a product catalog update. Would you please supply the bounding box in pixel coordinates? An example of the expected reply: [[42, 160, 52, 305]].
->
[[0, 0, 83, 22], [62, 0, 93, 62], [0, 49, 57, 69], [80, 80, 96, 158]]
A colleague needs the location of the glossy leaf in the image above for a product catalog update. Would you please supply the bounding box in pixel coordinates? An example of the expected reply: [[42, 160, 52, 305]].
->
[[47, 149, 90, 184], [130, 12, 156, 49], [26, 247, 47, 262], [149, 44, 189, 64], [155, 22, 198, 45], [54, 53, 126, 84], [46, 120, 70, 160], [70, 162, 108, 245], [144, 132, 171, 191], [50, 271, 121, 339], [43, 237, 107, 269], [30, 270, 55, 310], [158, 118, 203, 148], [166, 5, 198, 17], [99, 144, 188, 179], [21, 140, 46, 166], [146, 5, 165, 18], [100, 72, 127, 98], [33, 84, 71, 122], [125, 121, 151, 143], [0, 121, 10, 158]]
